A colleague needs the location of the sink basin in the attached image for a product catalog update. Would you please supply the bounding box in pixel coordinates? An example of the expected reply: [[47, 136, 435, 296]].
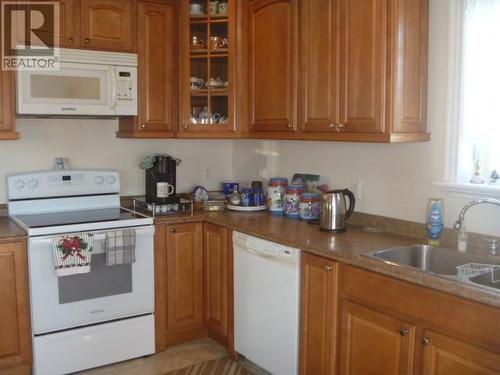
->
[[368, 245, 482, 275], [470, 268, 500, 290]]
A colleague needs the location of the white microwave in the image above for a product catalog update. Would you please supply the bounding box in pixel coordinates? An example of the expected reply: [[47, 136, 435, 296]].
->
[[16, 48, 138, 117]]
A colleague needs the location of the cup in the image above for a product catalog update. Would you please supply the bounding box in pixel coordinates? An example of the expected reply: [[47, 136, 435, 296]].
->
[[190, 3, 203, 14], [191, 35, 205, 48], [189, 77, 204, 89], [218, 2, 228, 15], [209, 1, 218, 15]]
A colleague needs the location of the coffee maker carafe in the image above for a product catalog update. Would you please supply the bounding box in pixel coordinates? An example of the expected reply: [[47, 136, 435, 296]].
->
[[145, 155, 179, 204]]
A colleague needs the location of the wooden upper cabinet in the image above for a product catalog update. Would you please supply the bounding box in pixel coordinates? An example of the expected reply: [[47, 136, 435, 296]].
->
[[340, 301, 415, 375], [339, 0, 387, 134], [118, 0, 176, 138], [249, 0, 298, 132], [203, 223, 230, 346], [0, 71, 18, 141], [165, 223, 205, 344], [299, 0, 339, 133], [421, 331, 500, 375], [58, 0, 81, 47], [0, 241, 31, 373], [299, 253, 338, 375], [80, 0, 136, 52]]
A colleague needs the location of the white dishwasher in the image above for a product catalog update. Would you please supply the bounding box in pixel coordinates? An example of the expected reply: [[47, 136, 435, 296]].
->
[[233, 231, 300, 375]]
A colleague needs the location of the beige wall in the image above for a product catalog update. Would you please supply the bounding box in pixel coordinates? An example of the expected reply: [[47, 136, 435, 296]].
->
[[0, 119, 234, 203], [233, 0, 500, 238]]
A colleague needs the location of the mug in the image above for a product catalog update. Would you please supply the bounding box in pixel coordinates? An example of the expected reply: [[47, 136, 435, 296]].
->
[[222, 182, 239, 196], [218, 2, 228, 15], [156, 182, 175, 198], [190, 3, 203, 14], [209, 1, 218, 14], [191, 35, 205, 48]]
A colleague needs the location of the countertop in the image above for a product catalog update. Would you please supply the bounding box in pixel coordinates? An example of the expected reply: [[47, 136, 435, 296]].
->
[[156, 210, 500, 308], [0, 216, 26, 241]]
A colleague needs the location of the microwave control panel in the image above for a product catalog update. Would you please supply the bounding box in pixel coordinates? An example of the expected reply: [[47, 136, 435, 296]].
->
[[116, 70, 133, 101]]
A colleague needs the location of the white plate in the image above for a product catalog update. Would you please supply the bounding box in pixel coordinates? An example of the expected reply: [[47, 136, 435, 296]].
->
[[227, 205, 268, 212]]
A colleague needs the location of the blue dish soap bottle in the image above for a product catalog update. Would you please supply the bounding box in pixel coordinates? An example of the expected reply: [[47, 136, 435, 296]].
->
[[426, 198, 445, 246]]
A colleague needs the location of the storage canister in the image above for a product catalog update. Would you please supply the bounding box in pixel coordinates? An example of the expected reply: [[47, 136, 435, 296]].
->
[[284, 185, 304, 219], [241, 187, 253, 207], [267, 177, 288, 215], [299, 193, 321, 221]]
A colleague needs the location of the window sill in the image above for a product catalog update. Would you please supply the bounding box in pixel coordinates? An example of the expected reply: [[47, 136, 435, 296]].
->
[[434, 181, 500, 198]]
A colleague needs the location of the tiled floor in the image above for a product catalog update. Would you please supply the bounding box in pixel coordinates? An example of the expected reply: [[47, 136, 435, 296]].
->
[[77, 339, 228, 375]]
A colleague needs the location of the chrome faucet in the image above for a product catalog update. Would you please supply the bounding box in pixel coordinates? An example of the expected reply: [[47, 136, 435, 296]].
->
[[453, 198, 500, 230]]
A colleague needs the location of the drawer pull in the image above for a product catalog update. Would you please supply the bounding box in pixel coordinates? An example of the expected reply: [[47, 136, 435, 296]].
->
[[169, 227, 176, 233], [67, 37, 74, 44], [84, 38, 90, 44], [324, 265, 334, 271]]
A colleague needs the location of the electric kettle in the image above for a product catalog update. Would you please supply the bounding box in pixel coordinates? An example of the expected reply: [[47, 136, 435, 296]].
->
[[319, 189, 356, 232]]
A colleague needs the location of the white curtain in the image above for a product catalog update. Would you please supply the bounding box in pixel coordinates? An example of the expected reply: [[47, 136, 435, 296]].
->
[[458, 0, 500, 182]]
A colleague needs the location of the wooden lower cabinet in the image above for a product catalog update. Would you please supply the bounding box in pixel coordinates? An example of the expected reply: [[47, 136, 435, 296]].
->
[[0, 240, 31, 374], [339, 301, 415, 375], [203, 223, 231, 347], [421, 331, 500, 375], [155, 222, 206, 350], [299, 253, 338, 375]]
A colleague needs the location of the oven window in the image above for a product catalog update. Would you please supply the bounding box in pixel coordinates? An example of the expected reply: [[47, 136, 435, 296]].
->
[[31, 75, 101, 99], [58, 253, 132, 304]]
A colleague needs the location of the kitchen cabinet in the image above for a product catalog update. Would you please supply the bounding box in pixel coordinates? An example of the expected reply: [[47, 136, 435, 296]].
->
[[178, 0, 238, 137], [80, 0, 136, 52], [340, 265, 500, 374], [421, 330, 500, 375], [0, 71, 18, 140], [299, 253, 338, 375], [0, 240, 31, 374], [248, 0, 298, 133], [339, 301, 415, 375], [117, 0, 177, 138], [203, 223, 231, 347], [155, 222, 206, 350]]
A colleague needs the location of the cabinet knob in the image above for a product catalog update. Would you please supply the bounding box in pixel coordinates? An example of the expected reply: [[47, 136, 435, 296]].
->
[[399, 328, 410, 337], [329, 123, 336, 129], [422, 336, 432, 346], [183, 124, 188, 129], [140, 123, 147, 129], [287, 122, 293, 129], [67, 37, 74, 44], [169, 227, 176, 233], [324, 265, 334, 271], [84, 38, 90, 44]]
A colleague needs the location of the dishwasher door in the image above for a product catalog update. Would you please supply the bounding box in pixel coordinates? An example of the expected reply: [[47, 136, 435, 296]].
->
[[233, 231, 300, 375]]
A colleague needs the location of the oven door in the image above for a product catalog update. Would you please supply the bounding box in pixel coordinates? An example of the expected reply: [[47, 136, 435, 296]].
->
[[28, 226, 154, 335]]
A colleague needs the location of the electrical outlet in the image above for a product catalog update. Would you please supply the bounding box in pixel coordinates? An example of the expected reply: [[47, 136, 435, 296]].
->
[[203, 166, 213, 184], [351, 180, 362, 201]]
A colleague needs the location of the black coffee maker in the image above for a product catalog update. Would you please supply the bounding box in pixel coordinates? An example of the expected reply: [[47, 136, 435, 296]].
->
[[145, 155, 180, 204]]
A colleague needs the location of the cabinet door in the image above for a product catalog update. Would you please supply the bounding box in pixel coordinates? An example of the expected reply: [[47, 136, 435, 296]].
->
[[299, 253, 338, 375], [165, 223, 205, 343], [80, 0, 136, 52], [0, 241, 31, 371], [421, 331, 500, 375], [249, 0, 297, 132], [340, 301, 415, 375], [135, 0, 176, 134], [338, 0, 387, 134], [299, 0, 340, 133], [0, 71, 17, 140], [204, 223, 230, 346]]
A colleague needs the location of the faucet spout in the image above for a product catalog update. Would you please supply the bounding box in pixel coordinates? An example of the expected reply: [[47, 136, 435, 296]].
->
[[453, 198, 500, 230]]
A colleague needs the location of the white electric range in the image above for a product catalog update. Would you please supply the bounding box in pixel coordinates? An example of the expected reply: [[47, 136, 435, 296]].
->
[[8, 170, 155, 375]]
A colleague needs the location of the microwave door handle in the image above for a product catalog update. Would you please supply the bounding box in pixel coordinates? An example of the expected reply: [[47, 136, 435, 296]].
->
[[109, 66, 117, 110]]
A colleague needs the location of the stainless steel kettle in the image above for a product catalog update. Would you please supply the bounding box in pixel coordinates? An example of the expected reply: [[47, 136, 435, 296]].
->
[[319, 189, 356, 232]]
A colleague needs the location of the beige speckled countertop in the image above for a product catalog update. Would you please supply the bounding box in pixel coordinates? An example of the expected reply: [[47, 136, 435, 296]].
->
[[0, 216, 26, 242], [155, 210, 500, 308]]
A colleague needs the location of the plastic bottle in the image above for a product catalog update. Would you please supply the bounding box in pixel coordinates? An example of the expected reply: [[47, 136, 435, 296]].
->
[[426, 198, 445, 246]]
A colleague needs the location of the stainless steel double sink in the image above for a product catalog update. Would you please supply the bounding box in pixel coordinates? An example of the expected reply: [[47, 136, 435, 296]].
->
[[365, 245, 500, 291]]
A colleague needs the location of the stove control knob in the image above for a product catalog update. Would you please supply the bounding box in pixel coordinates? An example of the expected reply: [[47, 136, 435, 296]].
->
[[95, 176, 105, 185], [107, 175, 116, 184], [14, 180, 25, 190], [28, 179, 39, 188]]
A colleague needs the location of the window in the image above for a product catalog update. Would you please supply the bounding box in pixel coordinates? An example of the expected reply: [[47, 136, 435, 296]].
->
[[456, 0, 500, 184]]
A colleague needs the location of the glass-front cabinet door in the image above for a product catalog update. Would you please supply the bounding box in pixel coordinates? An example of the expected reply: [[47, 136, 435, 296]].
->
[[180, 0, 236, 133]]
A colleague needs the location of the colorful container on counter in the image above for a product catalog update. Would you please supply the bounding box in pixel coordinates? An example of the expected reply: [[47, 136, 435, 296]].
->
[[240, 188, 253, 206], [267, 177, 288, 215], [284, 185, 304, 219], [299, 193, 321, 221], [222, 182, 239, 196], [252, 188, 265, 206]]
